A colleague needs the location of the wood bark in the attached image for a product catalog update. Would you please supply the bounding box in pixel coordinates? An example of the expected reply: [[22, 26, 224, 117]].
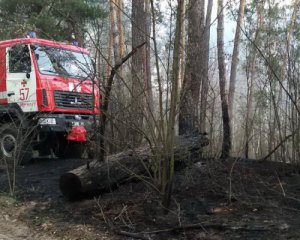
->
[[175, 0, 186, 136], [131, 0, 147, 146], [117, 0, 125, 78], [287, 0, 298, 161], [228, 0, 246, 119], [110, 0, 121, 65], [179, 0, 205, 135], [199, 0, 213, 133], [59, 134, 209, 201], [283, 0, 298, 161], [144, 0, 154, 115], [107, 0, 122, 154], [244, 3, 264, 158], [178, 1, 186, 90], [117, 0, 124, 60], [107, 25, 113, 79], [217, 0, 231, 159]]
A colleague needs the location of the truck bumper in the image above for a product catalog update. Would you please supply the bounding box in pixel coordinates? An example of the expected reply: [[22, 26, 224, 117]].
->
[[36, 113, 95, 142]]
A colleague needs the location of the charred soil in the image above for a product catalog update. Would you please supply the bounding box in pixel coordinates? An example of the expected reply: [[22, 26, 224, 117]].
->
[[1, 157, 300, 239]]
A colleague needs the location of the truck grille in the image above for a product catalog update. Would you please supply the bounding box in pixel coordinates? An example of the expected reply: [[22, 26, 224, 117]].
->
[[54, 91, 93, 110]]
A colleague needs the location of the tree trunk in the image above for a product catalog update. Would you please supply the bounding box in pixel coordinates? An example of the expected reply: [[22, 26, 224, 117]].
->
[[106, 30, 113, 78], [228, 0, 246, 119], [117, 0, 125, 78], [199, 0, 213, 133], [178, 1, 186, 90], [175, 0, 186, 136], [144, 0, 154, 125], [110, 0, 121, 65], [179, 0, 205, 135], [217, 0, 231, 159], [59, 134, 209, 201], [106, 0, 122, 154], [288, 0, 298, 162], [117, 0, 124, 59], [131, 0, 147, 146], [244, 3, 264, 158]]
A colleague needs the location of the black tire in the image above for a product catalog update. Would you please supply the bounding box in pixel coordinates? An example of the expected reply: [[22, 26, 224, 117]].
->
[[0, 123, 33, 165], [52, 137, 86, 159], [65, 142, 86, 159], [87, 147, 95, 159]]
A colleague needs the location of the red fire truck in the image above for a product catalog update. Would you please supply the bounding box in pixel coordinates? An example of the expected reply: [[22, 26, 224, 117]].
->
[[0, 35, 99, 164]]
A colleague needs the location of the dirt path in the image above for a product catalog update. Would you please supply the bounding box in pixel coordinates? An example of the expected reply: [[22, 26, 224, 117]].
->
[[0, 191, 56, 240], [0, 221, 30, 240], [0, 219, 55, 240], [0, 157, 108, 240]]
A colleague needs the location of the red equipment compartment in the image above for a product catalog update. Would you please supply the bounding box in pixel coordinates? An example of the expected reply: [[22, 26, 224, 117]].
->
[[66, 125, 87, 142]]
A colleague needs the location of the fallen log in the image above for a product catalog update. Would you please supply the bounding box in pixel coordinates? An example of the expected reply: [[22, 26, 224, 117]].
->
[[59, 133, 209, 201]]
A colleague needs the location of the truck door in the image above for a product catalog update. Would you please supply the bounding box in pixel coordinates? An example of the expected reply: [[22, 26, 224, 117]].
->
[[6, 44, 37, 112]]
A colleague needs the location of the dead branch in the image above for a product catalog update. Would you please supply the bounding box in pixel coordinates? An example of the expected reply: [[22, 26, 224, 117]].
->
[[112, 229, 150, 240], [99, 41, 147, 162], [142, 222, 270, 234], [260, 134, 293, 161]]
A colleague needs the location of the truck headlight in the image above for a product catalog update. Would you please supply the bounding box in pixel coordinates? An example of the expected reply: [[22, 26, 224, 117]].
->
[[38, 118, 57, 125]]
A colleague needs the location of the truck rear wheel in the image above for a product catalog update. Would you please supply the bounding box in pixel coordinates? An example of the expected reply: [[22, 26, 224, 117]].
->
[[0, 123, 33, 165]]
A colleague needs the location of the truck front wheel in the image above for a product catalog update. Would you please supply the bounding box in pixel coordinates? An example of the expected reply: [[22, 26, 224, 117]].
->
[[0, 123, 33, 165], [52, 136, 86, 159]]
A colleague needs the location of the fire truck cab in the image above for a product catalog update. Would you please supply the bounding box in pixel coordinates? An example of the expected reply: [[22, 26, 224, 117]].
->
[[0, 36, 99, 164]]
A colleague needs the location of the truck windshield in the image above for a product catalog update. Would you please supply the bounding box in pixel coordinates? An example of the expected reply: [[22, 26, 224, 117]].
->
[[33, 45, 93, 79]]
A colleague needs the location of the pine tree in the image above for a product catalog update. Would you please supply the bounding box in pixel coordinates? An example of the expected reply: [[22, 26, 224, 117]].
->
[[0, 0, 106, 43]]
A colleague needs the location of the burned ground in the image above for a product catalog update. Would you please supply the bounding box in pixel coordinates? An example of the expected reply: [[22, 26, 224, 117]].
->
[[1, 157, 300, 239]]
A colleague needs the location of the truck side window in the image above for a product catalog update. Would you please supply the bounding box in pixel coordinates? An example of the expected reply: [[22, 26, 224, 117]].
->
[[9, 44, 31, 73]]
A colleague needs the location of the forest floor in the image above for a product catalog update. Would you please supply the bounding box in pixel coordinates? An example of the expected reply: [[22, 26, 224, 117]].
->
[[1, 156, 300, 239]]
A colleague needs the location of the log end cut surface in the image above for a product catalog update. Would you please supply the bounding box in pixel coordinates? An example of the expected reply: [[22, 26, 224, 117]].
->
[[59, 172, 83, 201]]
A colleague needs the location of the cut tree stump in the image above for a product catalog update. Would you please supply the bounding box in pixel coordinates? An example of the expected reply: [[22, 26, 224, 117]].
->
[[59, 134, 209, 200]]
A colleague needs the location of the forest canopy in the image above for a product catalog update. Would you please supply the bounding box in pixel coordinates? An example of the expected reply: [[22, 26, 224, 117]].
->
[[0, 0, 106, 43]]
